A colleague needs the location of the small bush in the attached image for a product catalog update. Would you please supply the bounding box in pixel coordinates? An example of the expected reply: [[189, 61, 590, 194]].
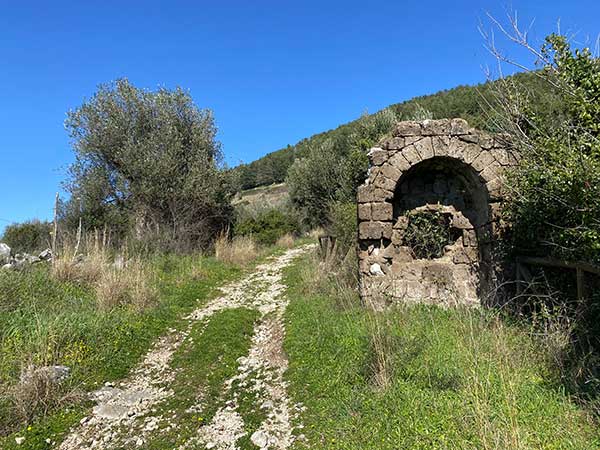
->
[[7, 365, 81, 426], [234, 208, 299, 245], [1, 220, 52, 254], [326, 202, 357, 257], [214, 234, 258, 266], [403, 210, 455, 259]]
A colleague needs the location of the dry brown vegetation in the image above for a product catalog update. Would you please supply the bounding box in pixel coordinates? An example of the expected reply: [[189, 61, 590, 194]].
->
[[275, 233, 295, 249], [214, 234, 259, 266], [52, 235, 157, 311]]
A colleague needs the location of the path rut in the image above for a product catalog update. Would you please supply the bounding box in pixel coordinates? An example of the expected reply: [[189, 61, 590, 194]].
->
[[59, 245, 313, 450]]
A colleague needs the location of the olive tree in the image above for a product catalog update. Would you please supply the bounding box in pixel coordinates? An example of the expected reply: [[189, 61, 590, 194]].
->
[[63, 79, 232, 250]]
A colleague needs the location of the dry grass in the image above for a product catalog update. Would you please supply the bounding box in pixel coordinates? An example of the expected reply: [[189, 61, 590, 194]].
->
[[7, 365, 82, 427], [214, 234, 258, 266], [366, 312, 397, 390], [276, 233, 295, 248], [94, 260, 157, 311], [51, 235, 157, 311], [307, 227, 325, 240]]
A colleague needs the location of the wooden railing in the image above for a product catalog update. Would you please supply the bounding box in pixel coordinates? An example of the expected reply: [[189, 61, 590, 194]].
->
[[516, 256, 600, 300]]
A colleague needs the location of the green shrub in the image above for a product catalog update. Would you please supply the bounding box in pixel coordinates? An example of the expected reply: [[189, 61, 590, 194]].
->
[[234, 209, 299, 246], [286, 110, 393, 226], [403, 211, 454, 260], [326, 202, 357, 256], [504, 35, 600, 265], [1, 220, 52, 254]]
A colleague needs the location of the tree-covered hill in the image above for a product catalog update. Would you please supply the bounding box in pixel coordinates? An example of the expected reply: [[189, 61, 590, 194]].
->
[[231, 71, 559, 192]]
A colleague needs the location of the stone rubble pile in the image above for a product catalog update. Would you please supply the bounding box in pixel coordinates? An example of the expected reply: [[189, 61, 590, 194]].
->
[[0, 242, 53, 270]]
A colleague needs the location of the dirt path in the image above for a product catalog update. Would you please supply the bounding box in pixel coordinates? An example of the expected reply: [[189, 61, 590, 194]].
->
[[59, 245, 313, 450]]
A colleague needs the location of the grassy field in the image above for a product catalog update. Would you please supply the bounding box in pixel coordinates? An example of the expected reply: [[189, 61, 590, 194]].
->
[[283, 253, 600, 449], [0, 252, 248, 449]]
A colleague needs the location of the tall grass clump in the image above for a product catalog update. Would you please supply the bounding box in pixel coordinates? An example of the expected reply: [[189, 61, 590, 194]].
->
[[51, 234, 157, 311], [275, 233, 295, 249], [214, 233, 259, 266]]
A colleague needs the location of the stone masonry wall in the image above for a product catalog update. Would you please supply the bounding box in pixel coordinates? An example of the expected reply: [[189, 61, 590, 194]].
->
[[357, 118, 518, 309]]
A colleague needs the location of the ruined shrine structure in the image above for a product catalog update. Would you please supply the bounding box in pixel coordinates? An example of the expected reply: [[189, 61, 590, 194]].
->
[[357, 118, 518, 308]]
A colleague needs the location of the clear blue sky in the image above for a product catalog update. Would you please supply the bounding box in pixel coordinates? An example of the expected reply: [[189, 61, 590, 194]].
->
[[1, 0, 599, 229]]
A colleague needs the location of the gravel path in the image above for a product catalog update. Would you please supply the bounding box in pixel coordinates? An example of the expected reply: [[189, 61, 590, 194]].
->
[[59, 245, 312, 450]]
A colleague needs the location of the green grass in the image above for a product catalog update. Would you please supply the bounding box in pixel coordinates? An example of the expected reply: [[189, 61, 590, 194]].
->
[[0, 254, 242, 448], [283, 253, 600, 449], [143, 307, 259, 449]]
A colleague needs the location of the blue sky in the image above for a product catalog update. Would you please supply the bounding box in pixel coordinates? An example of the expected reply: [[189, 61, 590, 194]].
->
[[1, 0, 599, 229]]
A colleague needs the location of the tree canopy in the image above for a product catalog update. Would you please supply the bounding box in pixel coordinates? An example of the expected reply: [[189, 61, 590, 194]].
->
[[62, 79, 232, 250]]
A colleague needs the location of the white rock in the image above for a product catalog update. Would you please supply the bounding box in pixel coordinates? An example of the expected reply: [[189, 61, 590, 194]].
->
[[250, 430, 268, 448], [39, 248, 52, 260], [369, 263, 385, 276], [15, 436, 25, 445], [0, 243, 10, 264]]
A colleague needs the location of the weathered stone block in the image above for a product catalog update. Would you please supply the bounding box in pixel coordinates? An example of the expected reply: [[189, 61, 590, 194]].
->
[[480, 161, 502, 184], [382, 222, 393, 239], [394, 121, 422, 136], [485, 176, 504, 201], [357, 185, 393, 203], [471, 150, 496, 172], [422, 264, 453, 284], [393, 215, 409, 230], [402, 144, 422, 165], [371, 202, 393, 221], [358, 203, 371, 221], [422, 119, 451, 136], [391, 229, 404, 245], [451, 214, 472, 229], [368, 148, 388, 166], [382, 244, 413, 261], [404, 136, 422, 146], [380, 163, 401, 183], [459, 133, 480, 144], [447, 137, 467, 160], [453, 247, 478, 264], [358, 221, 392, 240], [413, 136, 434, 160], [462, 143, 482, 164], [463, 229, 477, 247], [431, 136, 451, 156], [381, 137, 405, 150], [358, 222, 380, 240], [450, 118, 470, 135], [479, 133, 495, 150], [357, 185, 374, 203], [373, 173, 396, 192], [388, 151, 411, 171]]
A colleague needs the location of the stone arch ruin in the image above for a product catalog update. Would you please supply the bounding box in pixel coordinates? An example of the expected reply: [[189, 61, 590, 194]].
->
[[357, 119, 518, 308]]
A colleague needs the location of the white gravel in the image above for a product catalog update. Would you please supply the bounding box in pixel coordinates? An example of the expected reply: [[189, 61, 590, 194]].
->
[[59, 245, 313, 450]]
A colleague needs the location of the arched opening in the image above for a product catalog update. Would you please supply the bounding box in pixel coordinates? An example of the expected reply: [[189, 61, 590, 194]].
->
[[385, 157, 492, 304], [393, 157, 489, 227]]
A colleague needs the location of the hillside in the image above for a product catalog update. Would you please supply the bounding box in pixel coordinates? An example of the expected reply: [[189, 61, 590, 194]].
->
[[232, 71, 558, 191]]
